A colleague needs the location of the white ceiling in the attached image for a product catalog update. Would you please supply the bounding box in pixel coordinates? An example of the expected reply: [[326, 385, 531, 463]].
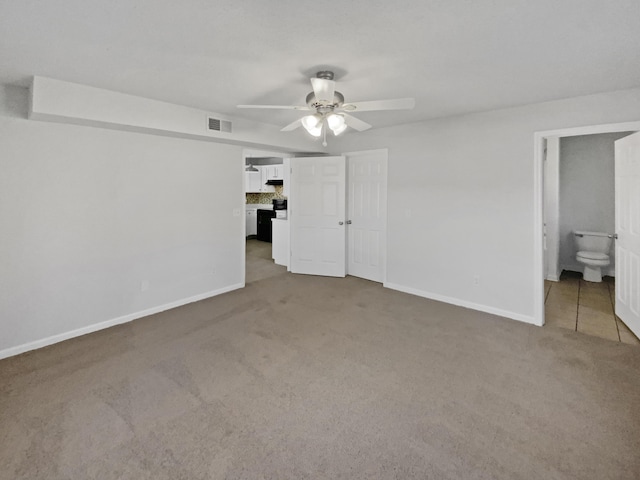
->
[[1, 0, 640, 130]]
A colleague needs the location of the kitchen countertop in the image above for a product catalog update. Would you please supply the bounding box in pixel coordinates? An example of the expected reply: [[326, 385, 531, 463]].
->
[[246, 204, 273, 210]]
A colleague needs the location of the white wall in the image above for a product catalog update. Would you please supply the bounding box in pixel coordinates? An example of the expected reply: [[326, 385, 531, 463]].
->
[[30, 76, 319, 153], [0, 85, 247, 357], [329, 87, 640, 323], [558, 132, 630, 274]]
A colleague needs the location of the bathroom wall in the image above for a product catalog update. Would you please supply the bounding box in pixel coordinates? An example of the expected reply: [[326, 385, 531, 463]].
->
[[558, 131, 632, 275]]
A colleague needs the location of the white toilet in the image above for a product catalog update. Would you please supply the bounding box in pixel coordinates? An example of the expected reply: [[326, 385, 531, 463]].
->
[[574, 231, 613, 282]]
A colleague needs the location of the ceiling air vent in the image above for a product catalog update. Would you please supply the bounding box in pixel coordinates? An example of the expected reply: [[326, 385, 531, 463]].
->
[[207, 116, 232, 133]]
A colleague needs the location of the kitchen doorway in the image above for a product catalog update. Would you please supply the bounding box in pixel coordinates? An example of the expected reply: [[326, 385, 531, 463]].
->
[[243, 148, 292, 286]]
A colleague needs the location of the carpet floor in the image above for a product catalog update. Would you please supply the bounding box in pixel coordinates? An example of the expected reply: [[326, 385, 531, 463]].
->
[[1, 239, 639, 479]]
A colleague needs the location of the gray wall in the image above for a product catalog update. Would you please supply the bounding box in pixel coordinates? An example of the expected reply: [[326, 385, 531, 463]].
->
[[0, 85, 245, 355], [329, 87, 640, 323], [559, 132, 631, 274]]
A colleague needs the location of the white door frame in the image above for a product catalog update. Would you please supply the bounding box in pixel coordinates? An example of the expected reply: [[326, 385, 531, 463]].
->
[[544, 137, 561, 282], [533, 121, 640, 326]]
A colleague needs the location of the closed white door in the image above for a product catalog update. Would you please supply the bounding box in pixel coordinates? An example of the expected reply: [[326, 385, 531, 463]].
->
[[615, 131, 640, 338], [290, 156, 346, 277], [345, 149, 388, 283]]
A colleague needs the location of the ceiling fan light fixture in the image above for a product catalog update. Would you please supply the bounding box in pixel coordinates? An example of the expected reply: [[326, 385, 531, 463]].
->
[[331, 123, 347, 136], [326, 113, 345, 130], [239, 70, 415, 144], [308, 126, 322, 137], [301, 114, 321, 131]]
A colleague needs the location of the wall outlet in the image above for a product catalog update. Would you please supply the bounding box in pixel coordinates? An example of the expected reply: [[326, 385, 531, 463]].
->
[[140, 280, 150, 292], [473, 275, 480, 286]]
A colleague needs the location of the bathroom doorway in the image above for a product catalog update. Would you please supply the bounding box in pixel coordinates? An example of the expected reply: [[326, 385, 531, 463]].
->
[[546, 132, 631, 280], [534, 121, 640, 343]]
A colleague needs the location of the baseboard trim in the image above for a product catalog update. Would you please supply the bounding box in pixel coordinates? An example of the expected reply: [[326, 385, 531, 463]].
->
[[546, 274, 560, 282], [383, 282, 538, 326], [0, 283, 244, 360]]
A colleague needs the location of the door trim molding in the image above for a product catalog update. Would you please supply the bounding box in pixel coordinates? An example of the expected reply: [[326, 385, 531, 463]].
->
[[533, 121, 640, 326]]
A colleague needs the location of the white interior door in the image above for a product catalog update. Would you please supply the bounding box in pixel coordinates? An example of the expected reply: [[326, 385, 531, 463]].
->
[[345, 149, 388, 283], [290, 156, 346, 277], [615, 131, 640, 337]]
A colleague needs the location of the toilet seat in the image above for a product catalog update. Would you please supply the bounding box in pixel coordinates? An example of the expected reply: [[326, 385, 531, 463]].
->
[[576, 251, 609, 261]]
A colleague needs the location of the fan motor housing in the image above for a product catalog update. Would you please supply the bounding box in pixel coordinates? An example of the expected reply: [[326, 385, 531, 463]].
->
[[306, 91, 344, 113]]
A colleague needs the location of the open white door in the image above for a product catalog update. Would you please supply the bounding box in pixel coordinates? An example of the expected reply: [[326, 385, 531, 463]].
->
[[615, 131, 640, 337], [345, 149, 388, 283], [290, 156, 346, 277]]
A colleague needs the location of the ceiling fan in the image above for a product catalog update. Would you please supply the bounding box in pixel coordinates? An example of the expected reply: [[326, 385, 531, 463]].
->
[[238, 71, 415, 146]]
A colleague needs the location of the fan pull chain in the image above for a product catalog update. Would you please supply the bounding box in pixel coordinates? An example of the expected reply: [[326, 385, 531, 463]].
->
[[322, 122, 328, 147]]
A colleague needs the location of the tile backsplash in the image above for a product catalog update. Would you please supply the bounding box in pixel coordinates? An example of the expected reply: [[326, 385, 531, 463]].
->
[[246, 185, 286, 204]]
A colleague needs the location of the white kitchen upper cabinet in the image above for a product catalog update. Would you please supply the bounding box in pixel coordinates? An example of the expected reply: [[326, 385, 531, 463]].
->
[[273, 165, 284, 180], [245, 164, 284, 193], [259, 167, 276, 192], [245, 171, 262, 193]]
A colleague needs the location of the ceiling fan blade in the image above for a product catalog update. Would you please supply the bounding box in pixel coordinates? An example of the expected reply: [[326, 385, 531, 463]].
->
[[281, 118, 302, 132], [310, 77, 336, 104], [237, 104, 310, 110], [340, 98, 415, 112], [343, 114, 372, 132]]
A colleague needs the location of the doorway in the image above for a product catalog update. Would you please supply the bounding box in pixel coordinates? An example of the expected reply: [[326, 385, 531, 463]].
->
[[534, 121, 640, 342], [242, 148, 292, 285]]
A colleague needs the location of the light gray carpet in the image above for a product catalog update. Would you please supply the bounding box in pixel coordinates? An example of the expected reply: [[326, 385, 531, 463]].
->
[[1, 239, 639, 479]]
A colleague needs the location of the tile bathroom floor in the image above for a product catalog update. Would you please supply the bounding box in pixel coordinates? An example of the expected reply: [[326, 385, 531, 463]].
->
[[545, 271, 639, 345]]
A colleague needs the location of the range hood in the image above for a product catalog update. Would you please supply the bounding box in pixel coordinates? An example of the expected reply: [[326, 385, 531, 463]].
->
[[265, 179, 284, 186]]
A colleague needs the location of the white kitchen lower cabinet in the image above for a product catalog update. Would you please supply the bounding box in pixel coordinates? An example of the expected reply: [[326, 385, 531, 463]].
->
[[271, 218, 289, 268], [246, 209, 257, 236]]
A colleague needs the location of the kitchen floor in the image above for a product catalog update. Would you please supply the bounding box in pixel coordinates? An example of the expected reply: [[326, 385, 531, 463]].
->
[[245, 238, 285, 285], [545, 271, 639, 345]]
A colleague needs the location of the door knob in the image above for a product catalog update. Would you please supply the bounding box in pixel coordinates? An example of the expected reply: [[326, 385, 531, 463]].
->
[[338, 221, 344, 225], [346, 220, 352, 224]]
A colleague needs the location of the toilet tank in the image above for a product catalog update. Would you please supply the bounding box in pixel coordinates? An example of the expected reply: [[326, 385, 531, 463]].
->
[[574, 231, 613, 253]]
